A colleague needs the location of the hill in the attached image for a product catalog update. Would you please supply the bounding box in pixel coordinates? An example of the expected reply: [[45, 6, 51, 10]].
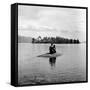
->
[[18, 36, 32, 43]]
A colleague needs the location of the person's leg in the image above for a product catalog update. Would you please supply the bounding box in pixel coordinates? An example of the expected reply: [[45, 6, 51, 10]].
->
[[49, 47, 51, 54], [51, 49, 53, 54], [53, 48, 56, 53]]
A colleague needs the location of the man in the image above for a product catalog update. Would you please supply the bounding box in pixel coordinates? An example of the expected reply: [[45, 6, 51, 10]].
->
[[49, 43, 56, 54]]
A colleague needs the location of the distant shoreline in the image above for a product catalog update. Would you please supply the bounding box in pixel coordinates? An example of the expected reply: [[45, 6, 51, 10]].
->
[[18, 42, 87, 44], [31, 42, 80, 44], [32, 36, 80, 44], [18, 36, 85, 44]]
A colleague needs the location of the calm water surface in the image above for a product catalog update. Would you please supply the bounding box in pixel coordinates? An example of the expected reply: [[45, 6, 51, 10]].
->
[[18, 43, 86, 85]]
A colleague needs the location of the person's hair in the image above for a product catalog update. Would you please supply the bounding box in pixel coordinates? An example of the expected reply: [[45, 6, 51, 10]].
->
[[53, 45, 55, 48], [51, 42, 53, 45]]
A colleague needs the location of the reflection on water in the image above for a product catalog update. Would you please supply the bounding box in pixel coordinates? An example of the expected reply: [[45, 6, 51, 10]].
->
[[49, 57, 56, 69]]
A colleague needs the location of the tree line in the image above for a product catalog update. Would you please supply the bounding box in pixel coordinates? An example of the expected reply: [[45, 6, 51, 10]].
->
[[32, 36, 80, 44]]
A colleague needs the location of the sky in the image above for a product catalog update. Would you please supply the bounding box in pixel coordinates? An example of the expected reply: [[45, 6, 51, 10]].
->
[[18, 5, 86, 42]]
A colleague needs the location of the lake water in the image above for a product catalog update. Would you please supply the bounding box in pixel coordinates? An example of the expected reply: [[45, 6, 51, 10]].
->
[[18, 43, 86, 85]]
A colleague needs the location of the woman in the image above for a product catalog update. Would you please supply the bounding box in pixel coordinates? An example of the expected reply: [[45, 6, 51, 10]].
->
[[49, 43, 56, 54]]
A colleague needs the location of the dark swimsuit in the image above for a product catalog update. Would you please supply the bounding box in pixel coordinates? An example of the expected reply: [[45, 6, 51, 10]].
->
[[49, 45, 56, 54]]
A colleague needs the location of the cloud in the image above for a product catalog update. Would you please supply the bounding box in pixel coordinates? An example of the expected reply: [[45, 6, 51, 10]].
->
[[18, 17, 57, 32]]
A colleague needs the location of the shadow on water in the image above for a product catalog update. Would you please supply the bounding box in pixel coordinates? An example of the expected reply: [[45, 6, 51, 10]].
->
[[49, 57, 56, 69]]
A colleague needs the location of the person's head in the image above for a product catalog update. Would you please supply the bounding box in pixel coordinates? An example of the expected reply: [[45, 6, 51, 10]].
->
[[51, 42, 53, 46]]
